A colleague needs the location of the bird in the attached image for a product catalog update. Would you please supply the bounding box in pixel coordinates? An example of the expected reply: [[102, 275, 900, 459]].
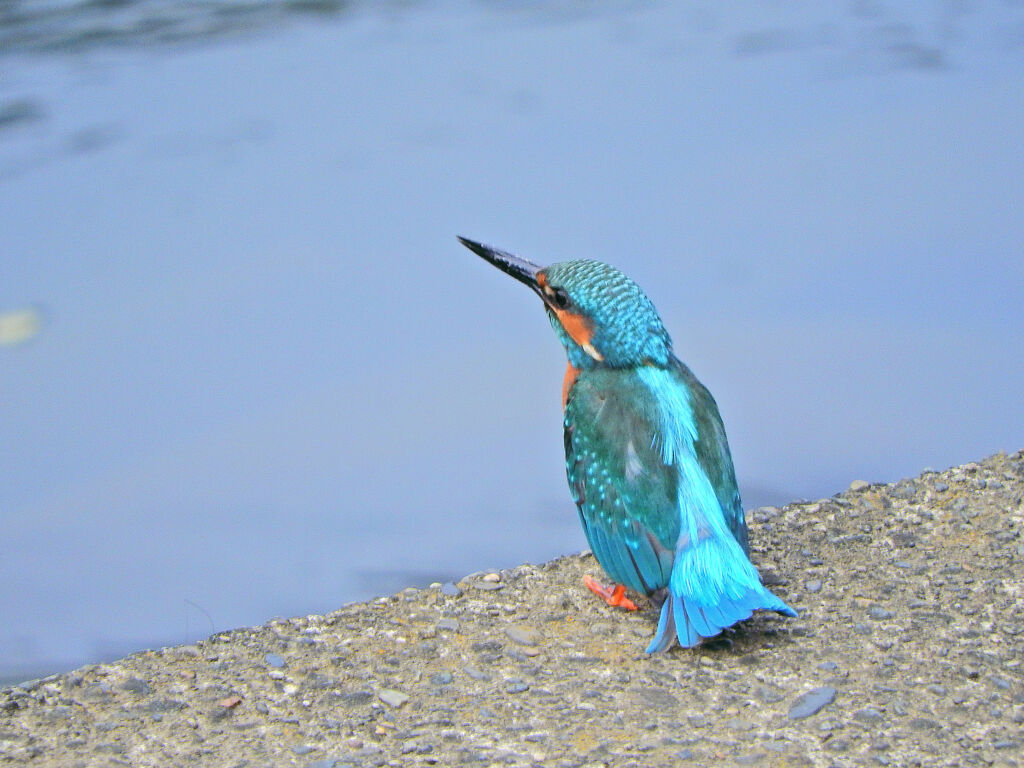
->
[[458, 236, 797, 652]]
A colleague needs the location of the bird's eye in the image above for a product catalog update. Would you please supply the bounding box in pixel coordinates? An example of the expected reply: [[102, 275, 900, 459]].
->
[[552, 288, 571, 309]]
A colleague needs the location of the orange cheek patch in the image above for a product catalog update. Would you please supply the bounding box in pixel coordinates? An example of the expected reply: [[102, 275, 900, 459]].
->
[[554, 308, 594, 348], [562, 362, 579, 409]]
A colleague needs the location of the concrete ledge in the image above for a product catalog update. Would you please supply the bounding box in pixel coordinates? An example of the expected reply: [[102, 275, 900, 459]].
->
[[2, 451, 1022, 766]]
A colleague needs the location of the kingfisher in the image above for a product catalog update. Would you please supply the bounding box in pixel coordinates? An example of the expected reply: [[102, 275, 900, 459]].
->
[[459, 237, 796, 652]]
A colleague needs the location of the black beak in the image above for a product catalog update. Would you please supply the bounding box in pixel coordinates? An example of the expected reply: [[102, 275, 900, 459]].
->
[[458, 236, 544, 296]]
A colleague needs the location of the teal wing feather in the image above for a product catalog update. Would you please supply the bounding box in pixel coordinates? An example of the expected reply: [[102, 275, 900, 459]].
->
[[563, 368, 679, 595], [632, 360, 796, 652], [670, 357, 748, 553]]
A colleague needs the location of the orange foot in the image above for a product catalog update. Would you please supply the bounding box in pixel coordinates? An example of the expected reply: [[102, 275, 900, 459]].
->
[[583, 574, 639, 611]]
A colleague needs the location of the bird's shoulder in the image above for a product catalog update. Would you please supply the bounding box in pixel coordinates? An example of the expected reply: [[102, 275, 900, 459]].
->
[[665, 356, 748, 551], [563, 366, 679, 534]]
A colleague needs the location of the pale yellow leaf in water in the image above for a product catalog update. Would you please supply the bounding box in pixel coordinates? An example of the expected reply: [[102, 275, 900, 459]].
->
[[0, 307, 43, 346]]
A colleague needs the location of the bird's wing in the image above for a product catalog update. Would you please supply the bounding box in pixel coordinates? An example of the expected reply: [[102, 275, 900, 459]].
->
[[563, 368, 680, 594], [669, 357, 748, 553], [630, 360, 794, 650]]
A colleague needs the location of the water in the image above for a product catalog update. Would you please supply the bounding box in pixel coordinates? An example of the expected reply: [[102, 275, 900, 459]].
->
[[2, 0, 1022, 684]]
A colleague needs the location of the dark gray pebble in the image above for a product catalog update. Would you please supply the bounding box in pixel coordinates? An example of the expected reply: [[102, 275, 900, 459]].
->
[[505, 681, 529, 694], [471, 640, 502, 652], [472, 580, 503, 591], [441, 582, 462, 597], [853, 707, 884, 724], [756, 687, 784, 703], [736, 754, 767, 765], [891, 482, 917, 499], [463, 666, 490, 681], [504, 625, 541, 646], [869, 605, 894, 620], [788, 686, 837, 719], [121, 677, 152, 695], [430, 672, 454, 686]]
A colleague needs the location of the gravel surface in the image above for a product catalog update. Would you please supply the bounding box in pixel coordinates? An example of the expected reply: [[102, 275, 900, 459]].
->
[[2, 452, 1022, 767]]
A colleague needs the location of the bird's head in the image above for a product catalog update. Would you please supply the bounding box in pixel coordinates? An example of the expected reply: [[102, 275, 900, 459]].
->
[[459, 237, 673, 370]]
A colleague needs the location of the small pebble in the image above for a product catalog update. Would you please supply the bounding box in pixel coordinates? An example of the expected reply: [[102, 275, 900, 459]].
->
[[472, 580, 503, 591], [756, 687, 784, 703], [849, 480, 870, 492], [463, 666, 490, 681], [505, 625, 541, 646], [121, 677, 152, 695], [805, 580, 823, 593], [789, 686, 837, 719], [377, 689, 410, 708], [725, 718, 753, 731], [869, 605, 894, 620], [440, 582, 462, 597], [990, 676, 1011, 690], [854, 707, 884, 724], [265, 653, 285, 668]]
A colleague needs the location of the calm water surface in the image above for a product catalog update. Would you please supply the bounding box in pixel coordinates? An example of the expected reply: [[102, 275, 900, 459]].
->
[[2, 0, 1023, 683]]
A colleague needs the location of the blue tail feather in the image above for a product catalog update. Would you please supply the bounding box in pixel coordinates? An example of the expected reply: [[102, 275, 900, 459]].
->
[[646, 598, 676, 654], [685, 602, 715, 638], [672, 596, 701, 647], [645, 537, 798, 652]]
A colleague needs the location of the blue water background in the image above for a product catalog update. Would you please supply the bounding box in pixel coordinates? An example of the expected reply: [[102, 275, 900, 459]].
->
[[2, 0, 1022, 682]]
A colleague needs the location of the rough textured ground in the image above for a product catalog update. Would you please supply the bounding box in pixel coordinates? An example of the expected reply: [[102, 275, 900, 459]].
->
[[2, 452, 1023, 767]]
